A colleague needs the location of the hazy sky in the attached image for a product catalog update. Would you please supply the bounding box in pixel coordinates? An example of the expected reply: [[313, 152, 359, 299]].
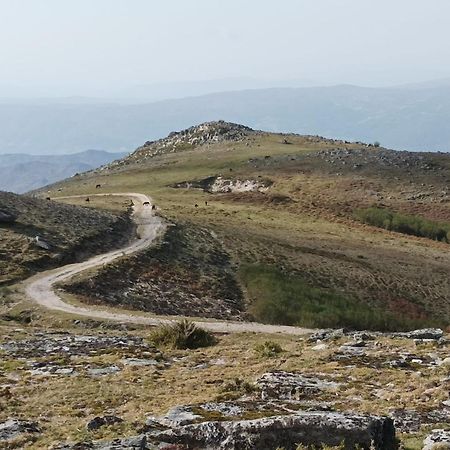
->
[[1, 0, 450, 96]]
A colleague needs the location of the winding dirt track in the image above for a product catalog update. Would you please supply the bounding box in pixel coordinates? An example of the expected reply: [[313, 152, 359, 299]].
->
[[24, 193, 313, 336]]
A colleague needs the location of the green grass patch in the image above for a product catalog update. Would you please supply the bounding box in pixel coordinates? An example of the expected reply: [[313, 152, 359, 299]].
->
[[355, 207, 450, 242], [240, 264, 432, 331]]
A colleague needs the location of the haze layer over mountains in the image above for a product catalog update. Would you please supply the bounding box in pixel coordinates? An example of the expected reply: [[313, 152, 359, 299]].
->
[[1, 80, 450, 158]]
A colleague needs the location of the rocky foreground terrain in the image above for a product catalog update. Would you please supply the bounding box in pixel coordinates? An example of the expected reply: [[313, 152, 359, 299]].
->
[[0, 320, 449, 449]]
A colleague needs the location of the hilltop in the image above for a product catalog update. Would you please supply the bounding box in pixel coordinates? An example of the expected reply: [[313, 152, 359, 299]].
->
[[41, 121, 450, 331]]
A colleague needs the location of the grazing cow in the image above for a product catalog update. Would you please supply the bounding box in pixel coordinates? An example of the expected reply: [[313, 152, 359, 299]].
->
[[85, 197, 90, 202], [96, 184, 101, 189], [194, 204, 198, 208], [143, 201, 150, 206], [46, 197, 51, 201]]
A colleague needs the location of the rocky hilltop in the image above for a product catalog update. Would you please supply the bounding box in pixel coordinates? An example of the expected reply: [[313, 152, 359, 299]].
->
[[109, 121, 256, 168]]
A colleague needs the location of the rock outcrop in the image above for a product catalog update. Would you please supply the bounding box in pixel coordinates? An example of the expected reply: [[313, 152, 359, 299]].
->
[[172, 175, 272, 194], [149, 411, 396, 450]]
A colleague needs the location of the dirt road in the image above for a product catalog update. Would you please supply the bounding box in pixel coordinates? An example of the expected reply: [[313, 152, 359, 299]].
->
[[24, 193, 313, 336]]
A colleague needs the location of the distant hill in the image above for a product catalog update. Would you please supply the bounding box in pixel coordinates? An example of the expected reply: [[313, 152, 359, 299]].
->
[[0, 150, 127, 193], [1, 83, 450, 154]]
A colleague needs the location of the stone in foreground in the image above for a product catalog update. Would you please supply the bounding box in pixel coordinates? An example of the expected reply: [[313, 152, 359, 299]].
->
[[0, 418, 40, 441], [423, 429, 450, 450], [149, 410, 396, 450]]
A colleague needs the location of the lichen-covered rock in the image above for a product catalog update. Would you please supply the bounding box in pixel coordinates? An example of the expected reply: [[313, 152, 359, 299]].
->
[[149, 411, 397, 450], [423, 429, 450, 449], [394, 328, 444, 340], [148, 406, 202, 427], [391, 409, 450, 433], [54, 434, 148, 449], [0, 418, 40, 441], [308, 328, 345, 342], [256, 371, 340, 400]]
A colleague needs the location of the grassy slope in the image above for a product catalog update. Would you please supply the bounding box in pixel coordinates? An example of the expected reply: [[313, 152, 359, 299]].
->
[[0, 192, 133, 285], [43, 130, 450, 330]]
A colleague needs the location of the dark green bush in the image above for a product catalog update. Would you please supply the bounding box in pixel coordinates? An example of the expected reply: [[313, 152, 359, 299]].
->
[[150, 319, 217, 349], [355, 207, 450, 243], [240, 264, 433, 331]]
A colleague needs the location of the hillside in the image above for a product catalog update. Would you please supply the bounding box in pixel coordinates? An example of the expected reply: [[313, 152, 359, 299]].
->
[[43, 121, 450, 331], [0, 191, 133, 285], [2, 83, 450, 155], [3, 121, 450, 450], [0, 150, 126, 193]]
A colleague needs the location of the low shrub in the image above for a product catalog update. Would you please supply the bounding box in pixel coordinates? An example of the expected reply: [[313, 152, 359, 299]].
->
[[217, 377, 255, 401], [254, 340, 283, 358], [150, 319, 217, 349]]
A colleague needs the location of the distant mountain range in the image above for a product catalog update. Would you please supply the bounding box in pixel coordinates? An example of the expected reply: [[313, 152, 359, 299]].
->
[[1, 82, 450, 155], [0, 150, 126, 193]]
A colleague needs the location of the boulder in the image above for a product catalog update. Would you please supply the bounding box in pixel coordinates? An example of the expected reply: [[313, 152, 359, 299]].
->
[[54, 434, 147, 449], [0, 418, 40, 441], [308, 328, 345, 342], [423, 429, 450, 449], [256, 371, 339, 400], [149, 411, 397, 450], [395, 328, 444, 340]]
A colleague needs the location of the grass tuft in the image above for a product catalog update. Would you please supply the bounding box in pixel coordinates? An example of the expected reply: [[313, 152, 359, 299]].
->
[[254, 340, 283, 358], [150, 319, 217, 349]]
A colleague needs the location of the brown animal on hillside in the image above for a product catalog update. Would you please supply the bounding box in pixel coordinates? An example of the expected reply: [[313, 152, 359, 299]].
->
[[85, 197, 90, 202], [96, 184, 101, 189]]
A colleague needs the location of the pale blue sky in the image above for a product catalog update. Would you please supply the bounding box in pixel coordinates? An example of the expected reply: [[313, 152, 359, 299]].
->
[[1, 0, 450, 96]]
